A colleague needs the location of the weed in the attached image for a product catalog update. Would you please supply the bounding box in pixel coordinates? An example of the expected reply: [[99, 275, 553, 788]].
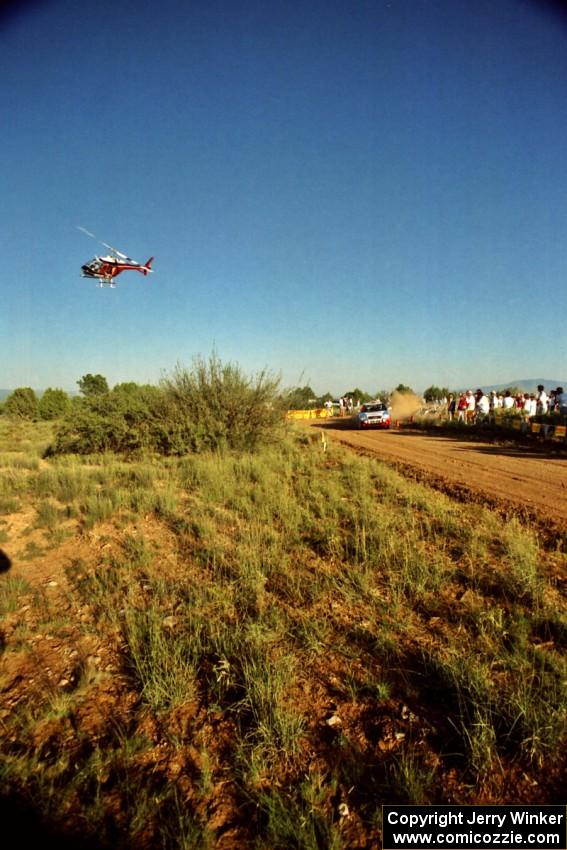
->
[[532, 612, 567, 648], [122, 602, 198, 711], [497, 650, 567, 764], [153, 484, 179, 516], [387, 538, 445, 606], [0, 497, 20, 515], [240, 638, 305, 760], [22, 541, 46, 561], [35, 499, 64, 530], [385, 745, 437, 804], [498, 519, 542, 605], [419, 650, 497, 777], [0, 575, 33, 614], [81, 489, 126, 527], [291, 613, 330, 655], [121, 533, 154, 569], [254, 780, 343, 850]]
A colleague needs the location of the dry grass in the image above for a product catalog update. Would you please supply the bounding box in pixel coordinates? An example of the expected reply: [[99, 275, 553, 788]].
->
[[0, 421, 565, 848]]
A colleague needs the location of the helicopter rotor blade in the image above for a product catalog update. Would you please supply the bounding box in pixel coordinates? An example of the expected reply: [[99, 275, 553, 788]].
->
[[77, 226, 130, 260], [101, 241, 130, 260], [77, 225, 97, 240]]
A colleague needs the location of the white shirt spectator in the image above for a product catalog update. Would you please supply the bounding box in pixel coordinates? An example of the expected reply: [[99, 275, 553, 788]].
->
[[503, 395, 514, 409], [477, 394, 490, 416]]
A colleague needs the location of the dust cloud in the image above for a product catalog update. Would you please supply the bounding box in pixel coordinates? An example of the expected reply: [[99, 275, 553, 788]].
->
[[388, 390, 423, 422]]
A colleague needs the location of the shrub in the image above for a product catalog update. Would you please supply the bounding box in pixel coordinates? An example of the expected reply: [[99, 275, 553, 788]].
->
[[77, 373, 109, 397], [38, 388, 71, 420], [283, 385, 317, 410], [47, 385, 164, 455], [47, 356, 283, 456], [4, 388, 38, 420], [160, 354, 283, 453]]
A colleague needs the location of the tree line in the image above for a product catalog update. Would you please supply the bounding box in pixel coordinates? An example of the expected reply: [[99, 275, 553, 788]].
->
[[284, 383, 418, 409], [1, 376, 465, 423], [3, 377, 451, 423], [1, 359, 286, 456]]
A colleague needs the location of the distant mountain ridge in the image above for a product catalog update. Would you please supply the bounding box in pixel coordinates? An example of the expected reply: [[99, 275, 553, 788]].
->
[[470, 378, 566, 393]]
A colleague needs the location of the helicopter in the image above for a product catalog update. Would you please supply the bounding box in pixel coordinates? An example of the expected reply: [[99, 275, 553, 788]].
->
[[78, 226, 154, 288]]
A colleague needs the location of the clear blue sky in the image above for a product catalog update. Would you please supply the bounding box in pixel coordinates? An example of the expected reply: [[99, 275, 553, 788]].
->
[[2, 0, 567, 395]]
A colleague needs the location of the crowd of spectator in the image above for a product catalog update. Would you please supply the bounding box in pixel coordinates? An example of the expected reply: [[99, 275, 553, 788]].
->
[[324, 397, 359, 416], [446, 385, 567, 424]]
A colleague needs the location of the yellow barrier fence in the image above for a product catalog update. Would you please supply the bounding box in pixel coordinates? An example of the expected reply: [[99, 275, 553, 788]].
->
[[286, 408, 333, 420]]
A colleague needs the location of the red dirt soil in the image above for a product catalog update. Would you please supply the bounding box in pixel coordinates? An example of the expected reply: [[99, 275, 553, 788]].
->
[[309, 419, 567, 534]]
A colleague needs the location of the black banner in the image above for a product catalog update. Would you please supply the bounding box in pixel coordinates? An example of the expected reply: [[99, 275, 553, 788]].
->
[[382, 806, 566, 850]]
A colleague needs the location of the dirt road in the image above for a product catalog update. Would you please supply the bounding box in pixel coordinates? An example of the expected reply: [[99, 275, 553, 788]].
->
[[310, 420, 567, 531]]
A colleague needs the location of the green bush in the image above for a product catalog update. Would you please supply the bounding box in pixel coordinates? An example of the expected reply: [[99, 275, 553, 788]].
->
[[160, 355, 283, 453], [47, 385, 164, 455], [46, 356, 283, 456], [38, 388, 71, 420], [283, 385, 317, 410], [4, 388, 38, 420], [77, 373, 109, 397]]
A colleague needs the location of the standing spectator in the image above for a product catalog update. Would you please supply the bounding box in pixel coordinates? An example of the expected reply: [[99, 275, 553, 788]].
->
[[475, 389, 490, 422], [465, 390, 476, 424], [536, 385, 548, 415], [502, 390, 515, 410], [556, 387, 567, 417], [457, 393, 467, 422], [523, 394, 537, 418], [447, 394, 456, 420]]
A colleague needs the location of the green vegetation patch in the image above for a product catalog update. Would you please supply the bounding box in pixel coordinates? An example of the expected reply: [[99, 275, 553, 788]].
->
[[46, 355, 284, 457], [0, 422, 565, 848]]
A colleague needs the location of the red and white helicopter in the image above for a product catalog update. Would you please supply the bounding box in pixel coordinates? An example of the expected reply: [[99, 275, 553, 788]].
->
[[78, 226, 154, 288]]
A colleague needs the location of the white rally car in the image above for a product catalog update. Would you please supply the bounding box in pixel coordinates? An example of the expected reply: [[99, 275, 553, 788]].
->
[[352, 402, 391, 430]]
